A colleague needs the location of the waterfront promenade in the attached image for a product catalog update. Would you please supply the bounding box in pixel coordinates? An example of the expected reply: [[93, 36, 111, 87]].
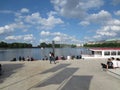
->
[[0, 59, 120, 90]]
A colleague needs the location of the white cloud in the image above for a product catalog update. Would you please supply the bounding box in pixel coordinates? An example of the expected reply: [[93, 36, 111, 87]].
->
[[5, 36, 22, 40], [110, 25, 120, 31], [53, 32, 61, 36], [40, 31, 82, 44], [23, 34, 34, 41], [84, 10, 111, 25], [0, 25, 13, 34], [0, 9, 29, 17], [96, 29, 117, 37], [40, 15, 64, 30], [90, 10, 111, 20], [0, 9, 64, 36], [25, 12, 41, 24], [40, 31, 50, 36], [47, 11, 57, 16], [40, 31, 64, 37], [40, 38, 50, 43], [23, 29, 28, 32], [53, 36, 61, 41], [5, 34, 35, 43], [21, 8, 29, 13], [107, 19, 120, 25], [84, 18, 120, 41], [79, 10, 112, 27], [79, 21, 90, 26], [51, 0, 104, 19], [115, 10, 120, 16], [24, 12, 64, 30], [93, 19, 120, 40], [0, 22, 25, 34]]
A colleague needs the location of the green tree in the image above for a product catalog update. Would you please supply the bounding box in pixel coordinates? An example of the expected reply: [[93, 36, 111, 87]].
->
[[0, 41, 8, 48], [40, 42, 47, 48]]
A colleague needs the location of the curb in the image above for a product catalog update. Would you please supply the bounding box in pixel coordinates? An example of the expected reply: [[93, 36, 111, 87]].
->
[[107, 69, 120, 79]]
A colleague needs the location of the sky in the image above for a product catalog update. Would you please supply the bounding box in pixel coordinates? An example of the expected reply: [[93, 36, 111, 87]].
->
[[0, 0, 120, 46]]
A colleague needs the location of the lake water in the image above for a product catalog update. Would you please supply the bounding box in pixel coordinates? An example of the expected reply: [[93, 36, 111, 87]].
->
[[0, 48, 91, 61]]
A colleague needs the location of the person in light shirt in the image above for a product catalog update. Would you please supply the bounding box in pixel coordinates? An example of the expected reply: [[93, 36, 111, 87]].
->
[[116, 58, 120, 68], [111, 57, 118, 68]]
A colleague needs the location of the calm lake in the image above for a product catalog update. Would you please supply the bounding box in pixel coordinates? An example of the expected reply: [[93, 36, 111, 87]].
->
[[0, 48, 90, 61]]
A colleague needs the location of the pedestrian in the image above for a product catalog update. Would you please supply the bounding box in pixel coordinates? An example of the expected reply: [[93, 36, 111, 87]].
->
[[31, 57, 34, 61], [19, 56, 22, 61], [49, 52, 56, 64], [22, 57, 25, 61], [49, 52, 52, 63], [26, 56, 30, 61], [51, 52, 56, 64]]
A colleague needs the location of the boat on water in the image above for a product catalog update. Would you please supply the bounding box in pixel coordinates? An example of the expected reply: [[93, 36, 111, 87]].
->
[[82, 48, 120, 59]]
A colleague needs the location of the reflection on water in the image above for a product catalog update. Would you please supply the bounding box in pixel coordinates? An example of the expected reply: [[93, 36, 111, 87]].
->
[[0, 48, 90, 61]]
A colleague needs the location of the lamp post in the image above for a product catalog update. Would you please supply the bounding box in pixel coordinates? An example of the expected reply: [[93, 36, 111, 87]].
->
[[52, 41, 55, 56]]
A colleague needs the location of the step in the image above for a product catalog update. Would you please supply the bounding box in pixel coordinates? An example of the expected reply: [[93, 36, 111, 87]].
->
[[107, 68, 120, 79]]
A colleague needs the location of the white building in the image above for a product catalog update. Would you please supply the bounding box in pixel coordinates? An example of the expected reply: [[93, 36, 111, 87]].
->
[[82, 48, 120, 59]]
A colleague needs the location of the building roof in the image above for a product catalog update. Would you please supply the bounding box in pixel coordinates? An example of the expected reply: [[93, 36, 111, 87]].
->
[[89, 48, 120, 51]]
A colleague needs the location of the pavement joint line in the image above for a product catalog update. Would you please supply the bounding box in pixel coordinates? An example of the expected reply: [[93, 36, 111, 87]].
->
[[57, 74, 73, 90], [107, 70, 120, 79], [27, 67, 68, 90], [108, 70, 120, 76]]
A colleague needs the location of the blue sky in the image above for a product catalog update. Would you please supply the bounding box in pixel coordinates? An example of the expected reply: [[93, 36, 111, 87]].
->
[[0, 0, 120, 46]]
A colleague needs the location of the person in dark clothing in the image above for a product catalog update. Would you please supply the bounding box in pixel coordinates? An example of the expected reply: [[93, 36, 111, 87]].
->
[[101, 63, 107, 69], [101, 58, 113, 70], [107, 58, 113, 69], [11, 58, 17, 61], [55, 56, 59, 60], [19, 56, 22, 61], [31, 57, 34, 61], [49, 52, 56, 64], [22, 57, 25, 61]]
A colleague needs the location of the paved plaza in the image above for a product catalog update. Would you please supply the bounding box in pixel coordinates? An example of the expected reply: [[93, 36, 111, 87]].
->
[[0, 59, 120, 90]]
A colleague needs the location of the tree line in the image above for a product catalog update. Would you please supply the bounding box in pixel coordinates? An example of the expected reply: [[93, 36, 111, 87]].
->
[[38, 42, 76, 48], [0, 41, 76, 48], [0, 41, 32, 48], [84, 42, 120, 47]]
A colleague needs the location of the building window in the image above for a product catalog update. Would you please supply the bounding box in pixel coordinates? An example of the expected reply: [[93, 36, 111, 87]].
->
[[104, 51, 110, 55], [95, 51, 102, 55], [118, 51, 120, 55], [111, 51, 116, 55]]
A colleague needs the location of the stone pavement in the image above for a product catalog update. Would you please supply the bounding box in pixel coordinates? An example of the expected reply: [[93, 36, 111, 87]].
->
[[107, 68, 120, 79], [0, 59, 120, 90]]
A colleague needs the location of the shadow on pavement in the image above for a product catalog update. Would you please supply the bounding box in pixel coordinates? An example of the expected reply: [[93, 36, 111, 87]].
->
[[40, 64, 71, 74], [0, 63, 24, 83], [60, 75, 93, 90], [36, 68, 78, 88]]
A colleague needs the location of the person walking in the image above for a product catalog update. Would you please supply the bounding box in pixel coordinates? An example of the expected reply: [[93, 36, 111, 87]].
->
[[49, 52, 52, 63], [49, 52, 56, 64]]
